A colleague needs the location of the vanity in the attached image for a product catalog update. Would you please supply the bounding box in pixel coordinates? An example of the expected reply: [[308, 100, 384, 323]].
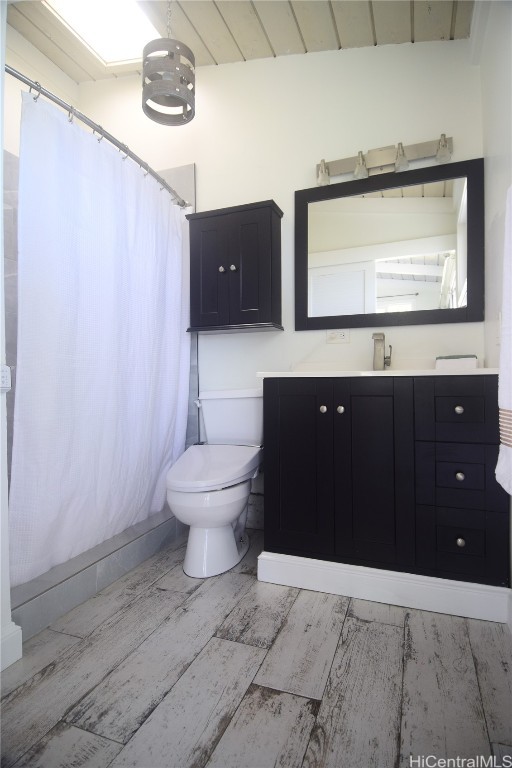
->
[[258, 369, 511, 622]]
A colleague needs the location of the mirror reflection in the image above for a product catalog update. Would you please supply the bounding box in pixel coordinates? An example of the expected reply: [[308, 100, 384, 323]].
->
[[308, 177, 468, 318], [295, 158, 484, 330]]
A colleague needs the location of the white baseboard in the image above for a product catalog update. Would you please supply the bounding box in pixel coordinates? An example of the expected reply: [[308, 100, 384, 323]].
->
[[1, 620, 22, 671], [257, 552, 512, 624]]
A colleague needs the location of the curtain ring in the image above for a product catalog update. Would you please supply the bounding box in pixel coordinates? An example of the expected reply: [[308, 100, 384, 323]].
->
[[120, 144, 129, 160], [68, 107, 75, 123], [32, 82, 42, 101]]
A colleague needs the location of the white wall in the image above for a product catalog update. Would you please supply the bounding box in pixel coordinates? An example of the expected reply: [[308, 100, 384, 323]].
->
[[472, 1, 512, 368], [471, 0, 512, 626], [70, 39, 487, 386], [4, 32, 488, 384]]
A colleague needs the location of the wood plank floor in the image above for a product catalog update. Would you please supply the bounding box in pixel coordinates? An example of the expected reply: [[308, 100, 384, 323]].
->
[[2, 530, 511, 768]]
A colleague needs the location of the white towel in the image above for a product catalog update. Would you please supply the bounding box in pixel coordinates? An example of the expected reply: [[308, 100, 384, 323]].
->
[[496, 186, 512, 493]]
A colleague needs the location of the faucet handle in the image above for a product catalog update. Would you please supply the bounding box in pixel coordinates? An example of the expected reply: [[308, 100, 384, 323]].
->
[[384, 344, 392, 368]]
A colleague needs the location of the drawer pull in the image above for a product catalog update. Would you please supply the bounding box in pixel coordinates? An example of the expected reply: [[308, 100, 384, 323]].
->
[[319, 405, 327, 414], [218, 266, 226, 273], [455, 471, 465, 482], [456, 537, 466, 548], [337, 405, 345, 414], [454, 405, 465, 415]]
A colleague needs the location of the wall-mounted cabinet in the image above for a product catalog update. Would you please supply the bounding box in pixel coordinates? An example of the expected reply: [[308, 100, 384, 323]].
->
[[187, 200, 283, 333], [263, 374, 510, 587]]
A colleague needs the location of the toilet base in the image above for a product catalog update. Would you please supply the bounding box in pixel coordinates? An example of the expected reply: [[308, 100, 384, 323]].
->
[[183, 525, 250, 578]]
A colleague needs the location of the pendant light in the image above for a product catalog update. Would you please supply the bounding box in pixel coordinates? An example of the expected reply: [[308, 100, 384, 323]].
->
[[142, 1, 195, 126]]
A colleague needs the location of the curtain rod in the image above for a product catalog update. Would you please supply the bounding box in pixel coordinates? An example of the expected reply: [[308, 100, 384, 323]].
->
[[5, 64, 188, 208]]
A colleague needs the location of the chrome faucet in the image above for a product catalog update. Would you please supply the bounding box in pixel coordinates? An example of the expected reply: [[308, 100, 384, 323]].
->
[[372, 332, 392, 370]]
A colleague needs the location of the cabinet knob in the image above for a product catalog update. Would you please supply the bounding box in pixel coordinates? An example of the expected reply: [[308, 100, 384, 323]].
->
[[319, 405, 327, 414], [455, 471, 465, 482], [337, 405, 345, 414], [456, 537, 466, 548], [454, 405, 465, 415], [229, 264, 237, 272], [218, 266, 226, 273]]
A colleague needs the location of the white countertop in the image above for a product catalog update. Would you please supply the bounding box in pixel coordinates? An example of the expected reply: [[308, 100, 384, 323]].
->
[[257, 368, 499, 378]]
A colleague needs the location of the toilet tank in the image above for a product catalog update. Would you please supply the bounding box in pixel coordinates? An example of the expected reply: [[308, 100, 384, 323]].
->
[[199, 388, 263, 446]]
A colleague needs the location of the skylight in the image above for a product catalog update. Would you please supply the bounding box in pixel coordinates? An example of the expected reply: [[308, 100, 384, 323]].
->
[[44, 0, 160, 65]]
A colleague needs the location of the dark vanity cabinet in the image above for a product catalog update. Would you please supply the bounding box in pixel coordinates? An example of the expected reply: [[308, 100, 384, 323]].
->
[[414, 376, 509, 586], [263, 376, 415, 569], [187, 200, 283, 332], [263, 374, 510, 587]]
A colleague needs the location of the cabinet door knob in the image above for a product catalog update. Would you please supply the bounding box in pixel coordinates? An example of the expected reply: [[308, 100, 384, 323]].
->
[[454, 405, 465, 415], [456, 537, 466, 548], [319, 405, 327, 413], [337, 405, 345, 414], [229, 264, 237, 272], [455, 471, 465, 482], [218, 266, 226, 273]]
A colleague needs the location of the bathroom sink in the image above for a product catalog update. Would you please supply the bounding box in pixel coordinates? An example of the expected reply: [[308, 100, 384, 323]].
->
[[258, 366, 499, 378]]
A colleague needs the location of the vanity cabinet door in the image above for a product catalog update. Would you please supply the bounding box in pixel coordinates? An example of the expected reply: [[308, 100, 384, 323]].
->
[[263, 376, 415, 568], [263, 377, 335, 557], [188, 201, 283, 332], [334, 376, 415, 568]]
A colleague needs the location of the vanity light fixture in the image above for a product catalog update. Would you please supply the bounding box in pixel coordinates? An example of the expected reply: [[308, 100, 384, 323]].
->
[[315, 135, 453, 185], [317, 159, 330, 186], [142, 1, 195, 126], [353, 151, 369, 180], [394, 142, 409, 172], [436, 133, 452, 164]]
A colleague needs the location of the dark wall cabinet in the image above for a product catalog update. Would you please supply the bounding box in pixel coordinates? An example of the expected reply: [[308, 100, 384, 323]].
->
[[263, 374, 510, 587], [187, 200, 283, 333]]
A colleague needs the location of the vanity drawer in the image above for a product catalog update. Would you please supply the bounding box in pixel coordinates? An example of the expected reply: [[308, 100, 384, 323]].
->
[[436, 524, 485, 557], [415, 442, 509, 512], [414, 376, 499, 443], [436, 461, 485, 491], [435, 395, 485, 425], [416, 505, 510, 585]]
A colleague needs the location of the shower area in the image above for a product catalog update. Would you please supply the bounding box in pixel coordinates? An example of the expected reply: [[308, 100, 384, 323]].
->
[[3, 92, 200, 641]]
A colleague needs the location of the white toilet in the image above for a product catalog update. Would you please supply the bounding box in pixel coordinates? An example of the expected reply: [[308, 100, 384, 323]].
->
[[166, 388, 263, 578]]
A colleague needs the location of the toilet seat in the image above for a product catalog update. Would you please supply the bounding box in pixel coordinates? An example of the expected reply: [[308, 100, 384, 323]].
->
[[166, 444, 261, 493]]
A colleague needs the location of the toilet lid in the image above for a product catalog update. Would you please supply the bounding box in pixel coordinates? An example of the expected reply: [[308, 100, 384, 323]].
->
[[166, 444, 262, 492]]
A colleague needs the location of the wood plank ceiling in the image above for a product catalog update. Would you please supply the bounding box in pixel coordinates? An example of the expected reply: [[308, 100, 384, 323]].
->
[[7, 1, 474, 83]]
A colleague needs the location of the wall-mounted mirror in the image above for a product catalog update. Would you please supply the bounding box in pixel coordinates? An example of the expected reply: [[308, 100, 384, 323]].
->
[[295, 158, 484, 330]]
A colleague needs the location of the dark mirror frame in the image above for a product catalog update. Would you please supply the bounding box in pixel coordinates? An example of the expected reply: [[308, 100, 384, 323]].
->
[[295, 158, 484, 330]]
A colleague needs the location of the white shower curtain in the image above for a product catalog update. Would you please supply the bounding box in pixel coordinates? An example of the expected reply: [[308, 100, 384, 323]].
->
[[9, 93, 191, 586]]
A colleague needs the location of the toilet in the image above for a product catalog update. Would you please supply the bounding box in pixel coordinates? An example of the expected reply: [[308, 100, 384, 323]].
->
[[166, 388, 263, 578]]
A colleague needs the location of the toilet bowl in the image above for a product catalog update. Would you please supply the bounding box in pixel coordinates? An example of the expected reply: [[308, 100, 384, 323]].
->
[[166, 389, 263, 578]]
